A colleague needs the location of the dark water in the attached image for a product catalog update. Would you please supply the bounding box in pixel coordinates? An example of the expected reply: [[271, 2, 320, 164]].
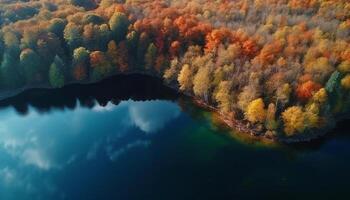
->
[[0, 74, 349, 200]]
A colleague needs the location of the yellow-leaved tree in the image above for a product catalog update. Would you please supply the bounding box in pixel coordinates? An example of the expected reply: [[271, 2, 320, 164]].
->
[[338, 61, 350, 73], [304, 103, 320, 128], [215, 81, 232, 113], [193, 66, 211, 102], [282, 106, 305, 136], [245, 98, 266, 123], [312, 88, 328, 104], [341, 75, 350, 89], [177, 64, 193, 92], [305, 57, 334, 83]]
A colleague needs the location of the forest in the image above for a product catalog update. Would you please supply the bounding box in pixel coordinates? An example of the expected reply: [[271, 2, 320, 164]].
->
[[0, 0, 349, 140]]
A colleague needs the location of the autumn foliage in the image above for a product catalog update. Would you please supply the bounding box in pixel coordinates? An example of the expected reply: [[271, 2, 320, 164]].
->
[[0, 0, 349, 139], [296, 81, 322, 102]]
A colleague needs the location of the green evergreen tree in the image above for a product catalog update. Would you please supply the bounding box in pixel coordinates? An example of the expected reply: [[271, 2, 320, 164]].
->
[[49, 56, 65, 88], [325, 70, 343, 108]]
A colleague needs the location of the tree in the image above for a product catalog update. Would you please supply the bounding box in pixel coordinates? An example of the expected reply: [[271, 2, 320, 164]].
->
[[126, 31, 138, 53], [178, 64, 193, 92], [49, 56, 65, 88], [70, 0, 96, 9], [215, 81, 232, 113], [238, 85, 261, 112], [72, 47, 90, 81], [341, 75, 350, 90], [36, 32, 64, 73], [0, 53, 23, 88], [48, 18, 66, 39], [107, 40, 118, 66], [326, 71, 342, 94], [170, 41, 181, 57], [312, 88, 328, 104], [19, 48, 41, 83], [212, 67, 224, 89], [276, 83, 292, 106], [136, 32, 150, 66], [144, 43, 157, 70], [21, 29, 39, 50], [296, 80, 322, 102], [82, 14, 104, 25], [338, 61, 350, 74], [73, 47, 90, 63], [205, 28, 232, 52], [163, 58, 180, 83], [193, 66, 211, 102], [282, 106, 305, 136], [3, 31, 20, 57], [325, 70, 342, 107], [73, 62, 88, 81], [98, 24, 111, 51], [109, 12, 129, 43], [116, 41, 129, 72], [0, 34, 4, 63], [245, 98, 266, 124], [255, 40, 283, 66], [216, 45, 240, 67], [305, 57, 334, 83], [155, 55, 168, 73], [106, 40, 129, 72], [304, 103, 320, 128], [64, 23, 83, 52], [100, 0, 119, 8], [266, 103, 278, 130], [82, 24, 95, 50], [90, 51, 113, 81]]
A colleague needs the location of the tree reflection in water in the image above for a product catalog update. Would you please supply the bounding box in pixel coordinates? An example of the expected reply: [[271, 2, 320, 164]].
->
[[0, 74, 179, 115]]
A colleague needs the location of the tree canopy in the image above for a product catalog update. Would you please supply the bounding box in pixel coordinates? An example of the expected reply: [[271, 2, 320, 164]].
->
[[0, 0, 349, 138]]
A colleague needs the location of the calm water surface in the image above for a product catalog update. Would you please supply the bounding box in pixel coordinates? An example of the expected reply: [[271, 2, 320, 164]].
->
[[0, 75, 349, 200]]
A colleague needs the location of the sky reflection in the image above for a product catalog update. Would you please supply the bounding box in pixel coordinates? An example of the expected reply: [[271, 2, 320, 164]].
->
[[2, 92, 350, 199], [0, 99, 181, 199]]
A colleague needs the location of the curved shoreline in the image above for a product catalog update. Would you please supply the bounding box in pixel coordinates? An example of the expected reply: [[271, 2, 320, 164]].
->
[[192, 97, 346, 144], [0, 72, 343, 143]]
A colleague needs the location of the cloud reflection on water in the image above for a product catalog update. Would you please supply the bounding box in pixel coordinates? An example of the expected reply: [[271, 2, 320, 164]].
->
[[127, 100, 181, 133], [92, 100, 181, 133], [0, 99, 181, 199]]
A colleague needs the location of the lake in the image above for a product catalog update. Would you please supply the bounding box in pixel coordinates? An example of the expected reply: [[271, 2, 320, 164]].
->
[[0, 74, 349, 200]]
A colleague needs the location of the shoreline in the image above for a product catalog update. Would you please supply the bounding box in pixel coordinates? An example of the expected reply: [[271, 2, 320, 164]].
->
[[0, 72, 343, 143], [191, 98, 343, 144]]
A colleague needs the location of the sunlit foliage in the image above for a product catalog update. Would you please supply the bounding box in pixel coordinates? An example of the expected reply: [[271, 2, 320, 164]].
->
[[245, 98, 266, 124]]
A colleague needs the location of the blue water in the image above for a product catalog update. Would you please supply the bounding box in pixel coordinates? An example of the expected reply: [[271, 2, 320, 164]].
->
[[0, 75, 349, 200]]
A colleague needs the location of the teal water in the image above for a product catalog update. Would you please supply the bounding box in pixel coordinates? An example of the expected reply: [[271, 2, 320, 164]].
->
[[0, 75, 349, 200]]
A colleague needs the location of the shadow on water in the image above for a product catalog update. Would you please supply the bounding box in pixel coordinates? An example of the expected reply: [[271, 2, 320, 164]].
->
[[0, 74, 179, 115], [285, 118, 350, 150]]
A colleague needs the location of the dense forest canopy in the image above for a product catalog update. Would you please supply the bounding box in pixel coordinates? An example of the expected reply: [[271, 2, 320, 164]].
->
[[0, 0, 349, 139]]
